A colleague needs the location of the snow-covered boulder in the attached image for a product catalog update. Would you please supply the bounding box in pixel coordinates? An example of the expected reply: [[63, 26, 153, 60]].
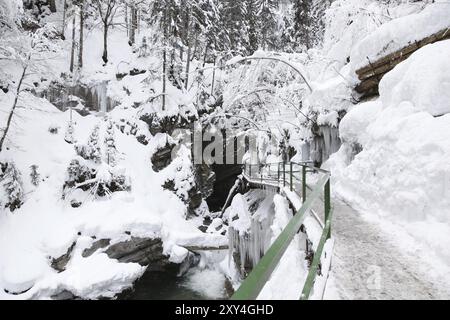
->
[[339, 101, 382, 145], [379, 40, 450, 117], [329, 36, 450, 265]]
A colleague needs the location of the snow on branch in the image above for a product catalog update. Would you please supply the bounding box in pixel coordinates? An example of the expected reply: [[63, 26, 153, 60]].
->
[[225, 54, 313, 92]]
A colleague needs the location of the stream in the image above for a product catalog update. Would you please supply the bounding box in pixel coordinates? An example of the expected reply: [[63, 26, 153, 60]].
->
[[119, 265, 227, 300]]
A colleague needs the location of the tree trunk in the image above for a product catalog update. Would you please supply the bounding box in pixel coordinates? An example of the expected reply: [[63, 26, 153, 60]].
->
[[162, 8, 168, 111], [137, 10, 140, 34], [61, 0, 67, 39], [102, 23, 109, 64], [203, 42, 210, 67], [210, 56, 216, 96], [69, 16, 76, 72], [162, 48, 167, 111], [78, 5, 84, 70], [184, 13, 191, 90], [0, 64, 27, 153], [48, 0, 57, 13], [129, 6, 137, 46], [191, 33, 199, 62], [125, 4, 128, 37]]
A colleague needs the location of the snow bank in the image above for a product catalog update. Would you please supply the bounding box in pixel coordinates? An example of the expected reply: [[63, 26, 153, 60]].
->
[[379, 40, 450, 117], [328, 39, 450, 264], [0, 92, 219, 299], [258, 195, 307, 300], [350, 2, 450, 71]]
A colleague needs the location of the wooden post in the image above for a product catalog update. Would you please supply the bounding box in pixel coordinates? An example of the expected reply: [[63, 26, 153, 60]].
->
[[324, 179, 331, 239], [290, 162, 293, 192], [283, 162, 286, 187], [302, 165, 307, 203], [277, 163, 280, 183]]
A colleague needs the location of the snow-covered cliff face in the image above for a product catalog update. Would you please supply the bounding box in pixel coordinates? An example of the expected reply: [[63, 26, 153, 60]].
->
[[303, 0, 450, 268], [327, 39, 450, 263], [0, 4, 225, 299]]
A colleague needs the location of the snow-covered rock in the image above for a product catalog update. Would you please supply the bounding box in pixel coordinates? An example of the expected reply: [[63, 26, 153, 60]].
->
[[379, 40, 450, 117], [350, 1, 450, 71], [328, 38, 450, 265]]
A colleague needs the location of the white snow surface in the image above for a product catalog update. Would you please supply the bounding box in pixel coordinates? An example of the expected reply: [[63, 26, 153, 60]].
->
[[350, 1, 450, 72], [258, 194, 307, 300], [0, 91, 224, 299], [379, 40, 450, 117], [327, 40, 450, 266]]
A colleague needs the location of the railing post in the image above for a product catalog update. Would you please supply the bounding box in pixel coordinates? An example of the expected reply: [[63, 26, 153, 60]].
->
[[283, 162, 286, 187], [290, 162, 293, 192], [249, 164, 252, 179], [277, 163, 280, 183], [302, 165, 307, 203], [324, 178, 331, 239]]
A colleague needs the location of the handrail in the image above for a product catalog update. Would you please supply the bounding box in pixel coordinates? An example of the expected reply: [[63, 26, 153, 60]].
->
[[232, 161, 333, 300]]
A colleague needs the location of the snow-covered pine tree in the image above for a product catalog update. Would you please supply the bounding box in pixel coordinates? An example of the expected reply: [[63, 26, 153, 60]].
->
[[104, 121, 117, 167], [219, 0, 249, 55], [64, 159, 92, 191], [87, 124, 102, 163], [30, 164, 40, 186], [75, 125, 102, 163], [292, 0, 313, 50], [1, 162, 24, 211], [65, 120, 76, 144], [256, 0, 279, 50], [246, 0, 259, 55]]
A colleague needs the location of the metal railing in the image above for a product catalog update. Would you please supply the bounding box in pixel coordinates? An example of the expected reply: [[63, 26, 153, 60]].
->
[[231, 161, 333, 300]]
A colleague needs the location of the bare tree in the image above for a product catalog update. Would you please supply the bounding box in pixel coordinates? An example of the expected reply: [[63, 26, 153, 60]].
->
[[94, 0, 119, 64], [0, 30, 60, 153], [184, 7, 191, 90], [78, 0, 84, 70], [69, 15, 76, 72], [0, 57, 29, 153], [129, 4, 138, 45], [61, 0, 68, 39]]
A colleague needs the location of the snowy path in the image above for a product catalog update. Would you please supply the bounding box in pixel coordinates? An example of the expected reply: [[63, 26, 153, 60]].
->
[[324, 198, 450, 300]]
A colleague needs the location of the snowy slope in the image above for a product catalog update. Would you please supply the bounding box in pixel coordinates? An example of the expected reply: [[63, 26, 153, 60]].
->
[[0, 88, 223, 300]]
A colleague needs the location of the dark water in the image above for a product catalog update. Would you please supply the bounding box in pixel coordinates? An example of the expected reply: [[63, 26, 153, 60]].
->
[[119, 265, 208, 300], [207, 164, 242, 212]]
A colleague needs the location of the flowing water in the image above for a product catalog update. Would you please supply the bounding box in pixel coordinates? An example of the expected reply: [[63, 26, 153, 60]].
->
[[120, 265, 227, 300]]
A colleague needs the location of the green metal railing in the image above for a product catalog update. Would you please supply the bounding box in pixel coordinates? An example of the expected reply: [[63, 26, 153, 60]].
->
[[231, 161, 333, 300]]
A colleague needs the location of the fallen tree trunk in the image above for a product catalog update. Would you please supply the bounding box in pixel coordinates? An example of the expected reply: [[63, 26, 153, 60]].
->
[[355, 27, 450, 98]]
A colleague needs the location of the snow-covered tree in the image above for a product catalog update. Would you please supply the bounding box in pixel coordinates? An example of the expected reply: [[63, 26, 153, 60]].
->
[[0, 23, 63, 154], [220, 0, 248, 54], [1, 162, 24, 211], [256, 0, 279, 50], [292, 0, 313, 50], [104, 121, 117, 166], [75, 125, 102, 163], [30, 164, 41, 186], [92, 0, 120, 64], [65, 120, 76, 144]]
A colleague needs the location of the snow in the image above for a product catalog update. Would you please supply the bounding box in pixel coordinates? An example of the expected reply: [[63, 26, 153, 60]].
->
[[350, 1, 450, 72], [379, 40, 450, 117], [0, 91, 224, 299], [258, 194, 307, 300], [327, 39, 450, 266], [2, 0, 450, 302], [182, 268, 226, 300]]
